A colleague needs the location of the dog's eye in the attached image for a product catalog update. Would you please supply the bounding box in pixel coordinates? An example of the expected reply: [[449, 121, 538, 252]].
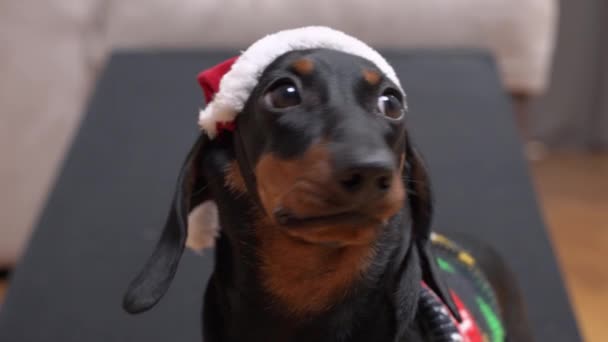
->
[[377, 92, 403, 119], [264, 81, 301, 109]]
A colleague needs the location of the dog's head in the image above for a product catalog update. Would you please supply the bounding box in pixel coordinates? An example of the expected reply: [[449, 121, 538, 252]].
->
[[238, 49, 407, 245], [123, 48, 458, 319]]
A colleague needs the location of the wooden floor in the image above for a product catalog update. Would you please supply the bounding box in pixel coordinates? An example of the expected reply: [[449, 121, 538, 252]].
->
[[531, 153, 608, 342], [0, 153, 606, 340]]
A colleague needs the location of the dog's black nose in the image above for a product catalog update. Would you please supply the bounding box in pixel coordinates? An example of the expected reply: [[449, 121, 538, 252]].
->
[[337, 154, 394, 196]]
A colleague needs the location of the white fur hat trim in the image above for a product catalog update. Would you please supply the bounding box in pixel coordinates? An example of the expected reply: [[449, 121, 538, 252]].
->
[[198, 26, 403, 138]]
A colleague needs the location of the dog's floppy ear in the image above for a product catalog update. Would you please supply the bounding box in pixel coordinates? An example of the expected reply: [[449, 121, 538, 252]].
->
[[123, 134, 210, 314], [404, 137, 461, 321]]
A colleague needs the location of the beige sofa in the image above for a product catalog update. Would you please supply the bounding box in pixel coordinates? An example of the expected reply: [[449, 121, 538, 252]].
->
[[0, 0, 558, 266]]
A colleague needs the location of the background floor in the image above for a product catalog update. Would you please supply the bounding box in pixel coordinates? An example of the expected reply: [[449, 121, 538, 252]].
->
[[532, 153, 608, 342], [0, 153, 606, 341]]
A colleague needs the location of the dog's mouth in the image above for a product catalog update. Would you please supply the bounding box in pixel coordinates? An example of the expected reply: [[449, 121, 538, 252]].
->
[[268, 206, 387, 246], [257, 176, 404, 245], [273, 207, 384, 228]]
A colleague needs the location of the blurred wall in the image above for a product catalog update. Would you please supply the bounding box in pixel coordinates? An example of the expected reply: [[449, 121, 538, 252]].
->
[[0, 0, 106, 267], [532, 0, 608, 150]]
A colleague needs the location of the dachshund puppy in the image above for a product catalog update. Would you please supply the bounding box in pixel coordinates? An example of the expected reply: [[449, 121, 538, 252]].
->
[[123, 27, 532, 342]]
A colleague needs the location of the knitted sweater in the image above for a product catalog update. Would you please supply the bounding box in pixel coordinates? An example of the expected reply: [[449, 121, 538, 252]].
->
[[418, 233, 506, 342]]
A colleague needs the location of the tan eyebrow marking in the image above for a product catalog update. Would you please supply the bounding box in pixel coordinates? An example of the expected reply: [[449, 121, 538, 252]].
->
[[291, 58, 315, 76], [362, 69, 382, 86]]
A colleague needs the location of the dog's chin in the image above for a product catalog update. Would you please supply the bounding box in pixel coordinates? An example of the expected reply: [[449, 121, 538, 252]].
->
[[273, 211, 389, 246]]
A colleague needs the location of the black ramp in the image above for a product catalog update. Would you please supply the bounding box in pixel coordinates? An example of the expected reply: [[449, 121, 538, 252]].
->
[[0, 50, 581, 341]]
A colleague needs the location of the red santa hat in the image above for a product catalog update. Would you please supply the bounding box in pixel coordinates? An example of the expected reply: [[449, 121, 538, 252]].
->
[[197, 26, 404, 138]]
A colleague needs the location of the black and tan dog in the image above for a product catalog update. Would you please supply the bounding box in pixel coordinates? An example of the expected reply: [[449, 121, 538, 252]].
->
[[122, 45, 533, 341]]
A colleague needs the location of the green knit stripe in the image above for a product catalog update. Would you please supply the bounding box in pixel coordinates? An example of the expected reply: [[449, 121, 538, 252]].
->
[[476, 296, 505, 342], [436, 257, 456, 273]]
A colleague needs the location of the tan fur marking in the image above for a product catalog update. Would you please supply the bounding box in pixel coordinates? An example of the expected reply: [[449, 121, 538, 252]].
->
[[362, 69, 382, 86], [291, 58, 315, 76], [224, 160, 246, 193], [255, 143, 334, 220]]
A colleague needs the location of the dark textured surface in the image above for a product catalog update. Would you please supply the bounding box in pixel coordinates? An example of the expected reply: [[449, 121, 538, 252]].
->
[[0, 50, 581, 341]]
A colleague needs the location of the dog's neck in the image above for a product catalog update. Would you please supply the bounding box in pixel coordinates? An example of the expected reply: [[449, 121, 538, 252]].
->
[[207, 197, 423, 340], [253, 213, 380, 315]]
